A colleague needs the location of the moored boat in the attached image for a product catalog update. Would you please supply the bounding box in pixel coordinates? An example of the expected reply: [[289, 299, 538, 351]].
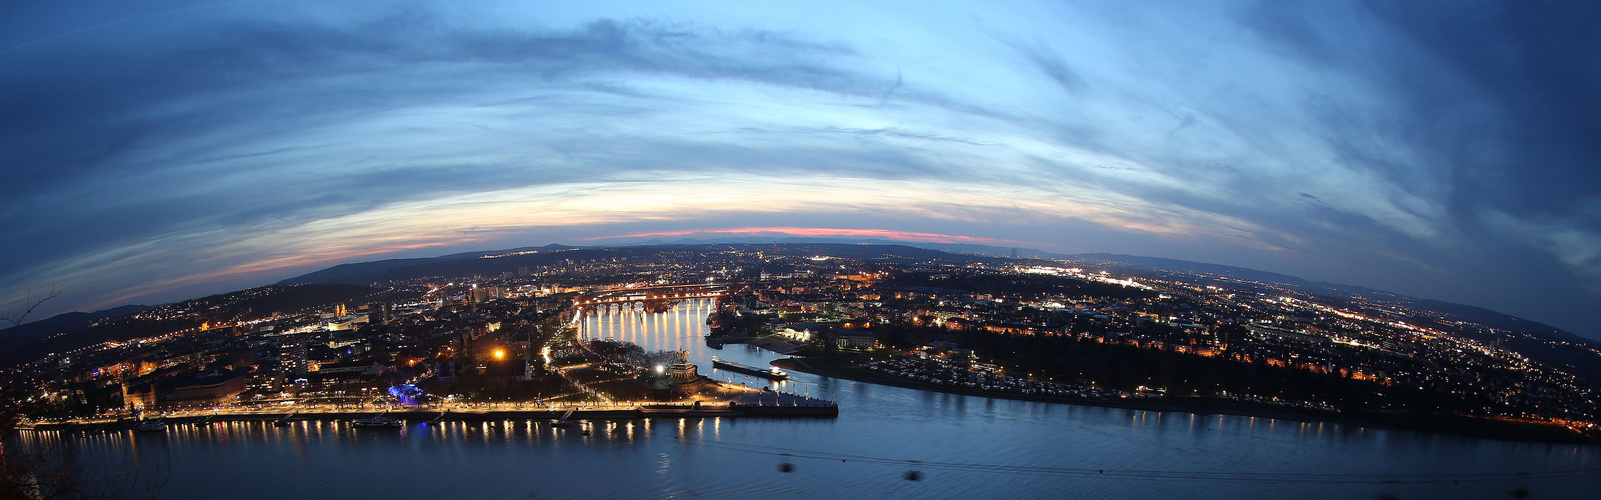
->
[[134, 419, 167, 432], [550, 408, 576, 428], [712, 357, 788, 380], [352, 415, 404, 428]]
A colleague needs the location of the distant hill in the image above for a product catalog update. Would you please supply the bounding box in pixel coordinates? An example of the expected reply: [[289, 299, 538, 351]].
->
[[0, 304, 151, 348], [1026, 251, 1601, 382], [611, 235, 1050, 259], [753, 242, 963, 261], [188, 284, 386, 319], [1063, 253, 1311, 285], [278, 242, 988, 286], [278, 244, 578, 285], [436, 243, 576, 260], [280, 247, 609, 285], [1406, 299, 1577, 340], [276, 257, 450, 286], [1, 285, 384, 367], [1052, 253, 1581, 339]]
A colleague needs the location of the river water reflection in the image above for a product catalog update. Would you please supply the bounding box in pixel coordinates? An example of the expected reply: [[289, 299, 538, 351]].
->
[[26, 298, 1601, 499]]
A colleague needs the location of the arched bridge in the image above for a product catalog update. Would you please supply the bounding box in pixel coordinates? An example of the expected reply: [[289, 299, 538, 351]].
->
[[572, 284, 728, 307]]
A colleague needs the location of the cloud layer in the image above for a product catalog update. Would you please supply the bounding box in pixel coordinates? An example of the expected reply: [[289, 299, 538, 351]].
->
[[2, 1, 1599, 337]]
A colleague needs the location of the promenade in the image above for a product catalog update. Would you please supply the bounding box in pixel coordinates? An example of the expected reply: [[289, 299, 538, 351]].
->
[[23, 384, 838, 430]]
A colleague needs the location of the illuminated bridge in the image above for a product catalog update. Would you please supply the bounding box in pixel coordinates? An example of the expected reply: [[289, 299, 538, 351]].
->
[[572, 284, 728, 308]]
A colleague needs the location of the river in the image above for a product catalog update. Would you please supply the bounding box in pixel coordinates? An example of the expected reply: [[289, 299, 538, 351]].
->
[[19, 298, 1601, 499]]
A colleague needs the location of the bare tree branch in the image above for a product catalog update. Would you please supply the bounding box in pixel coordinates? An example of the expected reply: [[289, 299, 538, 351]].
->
[[1, 288, 61, 367], [0, 288, 62, 327]]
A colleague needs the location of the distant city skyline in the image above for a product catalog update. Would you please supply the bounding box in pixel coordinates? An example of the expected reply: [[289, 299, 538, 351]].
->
[[3, 1, 1600, 339]]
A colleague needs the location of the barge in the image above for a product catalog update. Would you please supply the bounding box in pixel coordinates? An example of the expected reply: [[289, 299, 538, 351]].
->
[[711, 357, 788, 380]]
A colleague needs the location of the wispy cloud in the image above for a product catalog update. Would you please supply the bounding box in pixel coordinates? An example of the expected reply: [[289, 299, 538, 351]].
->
[[2, 0, 1599, 337]]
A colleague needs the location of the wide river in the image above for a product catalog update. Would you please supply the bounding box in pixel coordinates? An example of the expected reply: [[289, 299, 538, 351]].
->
[[23, 299, 1601, 498]]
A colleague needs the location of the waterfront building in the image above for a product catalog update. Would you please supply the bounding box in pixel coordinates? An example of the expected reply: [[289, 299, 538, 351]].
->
[[121, 366, 252, 408], [835, 329, 877, 349]]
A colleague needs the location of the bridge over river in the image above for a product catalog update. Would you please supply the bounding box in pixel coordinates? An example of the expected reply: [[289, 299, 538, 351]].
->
[[567, 284, 729, 317]]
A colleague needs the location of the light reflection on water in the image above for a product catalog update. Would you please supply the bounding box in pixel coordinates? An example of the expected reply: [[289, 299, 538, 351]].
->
[[19, 298, 1601, 499]]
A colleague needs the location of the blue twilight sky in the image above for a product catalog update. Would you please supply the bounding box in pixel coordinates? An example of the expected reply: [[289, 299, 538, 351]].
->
[[2, 1, 1600, 337]]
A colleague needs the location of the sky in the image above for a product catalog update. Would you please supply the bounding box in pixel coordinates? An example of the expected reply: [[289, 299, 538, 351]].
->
[[2, 1, 1600, 338]]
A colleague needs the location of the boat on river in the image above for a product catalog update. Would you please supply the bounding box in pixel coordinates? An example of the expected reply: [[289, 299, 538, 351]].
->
[[551, 408, 576, 428], [711, 357, 788, 380], [134, 419, 167, 432], [352, 415, 404, 428]]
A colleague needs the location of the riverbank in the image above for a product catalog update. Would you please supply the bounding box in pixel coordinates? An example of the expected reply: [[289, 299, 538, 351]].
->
[[22, 401, 837, 431], [772, 357, 1601, 445]]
